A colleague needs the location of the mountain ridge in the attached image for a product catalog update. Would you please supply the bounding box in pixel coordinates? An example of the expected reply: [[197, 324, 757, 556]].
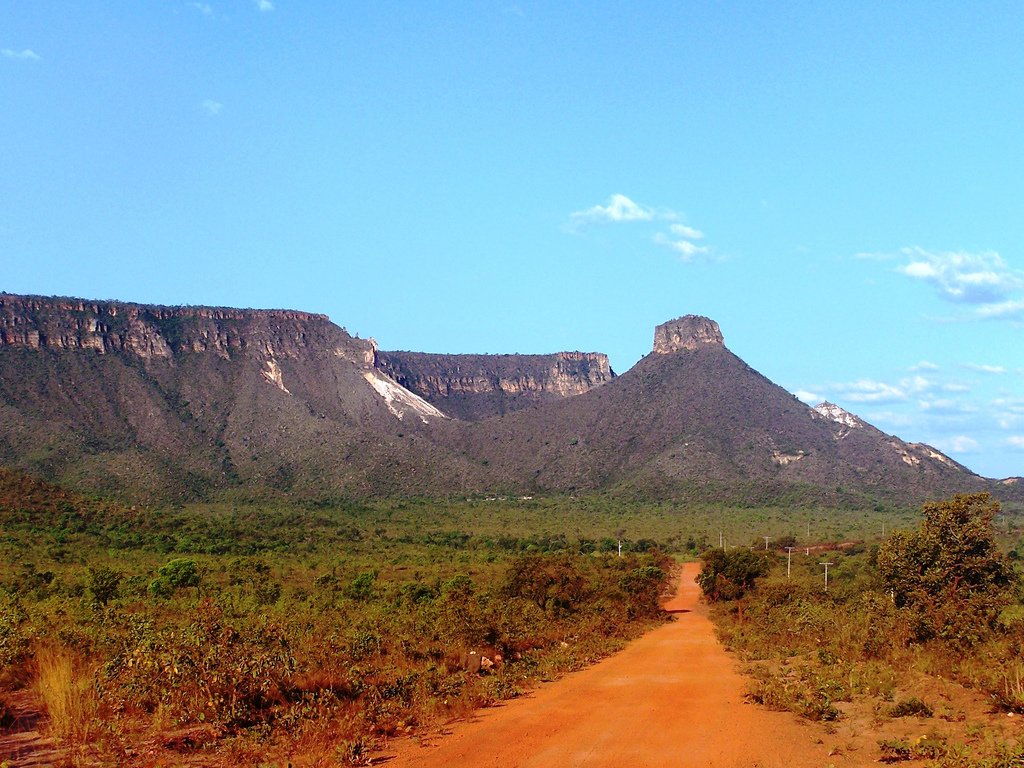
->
[[0, 293, 1017, 506]]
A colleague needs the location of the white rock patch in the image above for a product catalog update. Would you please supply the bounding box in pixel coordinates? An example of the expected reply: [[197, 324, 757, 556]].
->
[[363, 371, 448, 423], [261, 359, 291, 394]]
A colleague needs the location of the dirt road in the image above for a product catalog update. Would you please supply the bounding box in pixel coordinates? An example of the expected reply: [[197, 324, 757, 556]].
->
[[379, 562, 857, 768]]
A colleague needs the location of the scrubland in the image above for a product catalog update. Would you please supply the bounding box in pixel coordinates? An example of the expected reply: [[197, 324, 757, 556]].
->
[[703, 493, 1024, 767], [2, 469, 1021, 766]]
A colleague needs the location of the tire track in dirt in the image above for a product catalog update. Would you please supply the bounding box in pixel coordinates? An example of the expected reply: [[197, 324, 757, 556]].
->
[[378, 562, 858, 768]]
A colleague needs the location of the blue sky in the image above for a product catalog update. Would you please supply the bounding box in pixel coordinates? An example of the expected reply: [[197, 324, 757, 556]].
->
[[2, 1, 1022, 478]]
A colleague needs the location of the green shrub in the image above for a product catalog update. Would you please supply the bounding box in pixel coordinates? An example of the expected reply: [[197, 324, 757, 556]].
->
[[889, 696, 933, 718]]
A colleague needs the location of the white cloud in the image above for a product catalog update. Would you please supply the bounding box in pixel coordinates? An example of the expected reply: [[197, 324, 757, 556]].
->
[[569, 194, 655, 227], [201, 99, 223, 115], [190, 2, 213, 15], [918, 398, 978, 415], [1007, 436, 1024, 450], [963, 363, 1006, 374], [933, 435, 981, 453], [568, 194, 714, 262], [669, 223, 704, 240], [976, 299, 1024, 320], [254, 0, 275, 11], [864, 410, 914, 428], [653, 232, 710, 261], [833, 379, 907, 404], [897, 247, 1024, 305], [909, 360, 939, 372], [2, 48, 40, 61], [899, 375, 933, 394], [793, 389, 821, 404]]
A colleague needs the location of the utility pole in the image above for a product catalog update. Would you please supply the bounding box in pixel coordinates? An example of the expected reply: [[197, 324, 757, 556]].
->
[[819, 561, 834, 591], [763, 536, 772, 551], [720, 531, 724, 550], [786, 547, 795, 578]]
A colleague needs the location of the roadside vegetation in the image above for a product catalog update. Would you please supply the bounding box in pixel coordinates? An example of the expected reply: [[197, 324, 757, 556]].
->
[[0, 470, 681, 765], [3, 466, 1023, 766], [702, 493, 1024, 767]]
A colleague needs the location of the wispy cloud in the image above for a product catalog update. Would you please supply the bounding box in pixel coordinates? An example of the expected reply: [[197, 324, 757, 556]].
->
[[569, 194, 656, 227], [793, 389, 821, 404], [976, 299, 1024, 321], [897, 247, 1023, 304], [568, 194, 713, 262], [833, 379, 908, 404], [918, 398, 978, 415], [254, 0, 274, 11], [653, 232, 709, 260], [201, 99, 223, 115], [860, 246, 1024, 323], [909, 360, 939, 372], [653, 223, 710, 261], [933, 435, 981, 454], [190, 2, 213, 15], [2, 48, 40, 61], [962, 363, 1006, 374], [1007, 436, 1024, 450]]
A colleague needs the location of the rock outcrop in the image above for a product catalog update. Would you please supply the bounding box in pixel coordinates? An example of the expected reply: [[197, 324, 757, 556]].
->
[[375, 350, 615, 421], [652, 316, 723, 354], [0, 293, 376, 366]]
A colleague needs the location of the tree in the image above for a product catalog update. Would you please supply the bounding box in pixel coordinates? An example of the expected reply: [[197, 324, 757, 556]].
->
[[877, 493, 1017, 645], [697, 549, 770, 603], [148, 558, 202, 599], [86, 565, 121, 607]]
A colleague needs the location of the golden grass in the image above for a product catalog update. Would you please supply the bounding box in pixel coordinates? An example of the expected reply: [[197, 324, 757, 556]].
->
[[32, 645, 99, 745]]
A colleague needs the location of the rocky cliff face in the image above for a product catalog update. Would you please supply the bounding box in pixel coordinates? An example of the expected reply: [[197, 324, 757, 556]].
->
[[0, 294, 377, 366], [375, 350, 615, 421], [652, 315, 724, 354]]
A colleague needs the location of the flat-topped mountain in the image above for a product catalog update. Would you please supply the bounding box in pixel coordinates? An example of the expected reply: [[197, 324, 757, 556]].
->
[[0, 294, 1013, 505], [376, 350, 614, 420]]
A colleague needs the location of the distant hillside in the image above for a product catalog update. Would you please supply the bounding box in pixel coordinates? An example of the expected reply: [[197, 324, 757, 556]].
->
[[0, 294, 1013, 506]]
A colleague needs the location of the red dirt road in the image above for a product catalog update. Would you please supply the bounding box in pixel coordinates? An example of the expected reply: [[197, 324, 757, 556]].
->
[[380, 562, 856, 768]]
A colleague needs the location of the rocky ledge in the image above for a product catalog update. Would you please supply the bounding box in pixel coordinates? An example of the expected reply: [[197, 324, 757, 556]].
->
[[652, 315, 724, 354]]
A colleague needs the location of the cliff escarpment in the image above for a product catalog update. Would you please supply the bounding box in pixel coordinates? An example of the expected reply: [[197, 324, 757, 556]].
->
[[0, 294, 473, 500], [0, 294, 376, 365], [375, 350, 615, 420]]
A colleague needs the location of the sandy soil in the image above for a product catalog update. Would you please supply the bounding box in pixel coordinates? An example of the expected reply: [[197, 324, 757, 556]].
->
[[376, 562, 860, 768]]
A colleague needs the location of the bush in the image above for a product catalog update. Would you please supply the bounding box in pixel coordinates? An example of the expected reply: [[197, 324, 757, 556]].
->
[[148, 558, 201, 599], [877, 494, 1017, 645], [697, 549, 770, 602]]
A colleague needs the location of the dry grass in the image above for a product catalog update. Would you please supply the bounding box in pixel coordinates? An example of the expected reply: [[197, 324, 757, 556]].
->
[[32, 646, 99, 746]]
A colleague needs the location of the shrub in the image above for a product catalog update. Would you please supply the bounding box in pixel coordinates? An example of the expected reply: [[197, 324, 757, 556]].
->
[[148, 557, 201, 599], [889, 696, 933, 718], [877, 493, 1017, 645], [697, 549, 770, 602]]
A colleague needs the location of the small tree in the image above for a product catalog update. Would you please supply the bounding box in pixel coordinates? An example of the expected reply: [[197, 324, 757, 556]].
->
[[148, 558, 202, 599], [877, 493, 1016, 645], [86, 565, 121, 607], [697, 549, 770, 603]]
